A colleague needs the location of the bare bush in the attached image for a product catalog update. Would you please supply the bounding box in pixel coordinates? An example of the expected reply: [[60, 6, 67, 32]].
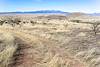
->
[[91, 22, 100, 35]]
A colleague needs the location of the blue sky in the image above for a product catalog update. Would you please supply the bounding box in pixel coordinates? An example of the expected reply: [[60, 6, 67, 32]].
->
[[0, 0, 100, 13]]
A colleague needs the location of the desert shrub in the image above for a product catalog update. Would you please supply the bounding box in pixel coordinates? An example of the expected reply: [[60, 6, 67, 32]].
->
[[30, 21, 37, 25], [2, 16, 21, 27], [43, 22, 47, 25], [0, 20, 5, 25], [13, 18, 21, 25], [71, 20, 81, 23], [91, 22, 100, 35], [23, 21, 26, 23]]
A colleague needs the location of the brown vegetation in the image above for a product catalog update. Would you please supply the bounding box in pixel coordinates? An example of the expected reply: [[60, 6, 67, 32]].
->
[[0, 14, 100, 67]]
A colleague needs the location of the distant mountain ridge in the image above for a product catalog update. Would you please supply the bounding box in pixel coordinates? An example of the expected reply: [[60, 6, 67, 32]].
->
[[0, 10, 100, 16], [0, 10, 67, 14]]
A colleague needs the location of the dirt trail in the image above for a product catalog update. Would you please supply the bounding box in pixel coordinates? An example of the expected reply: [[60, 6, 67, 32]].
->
[[0, 28, 87, 67], [0, 28, 55, 67]]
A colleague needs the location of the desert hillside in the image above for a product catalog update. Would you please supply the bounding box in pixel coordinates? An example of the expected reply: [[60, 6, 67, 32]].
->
[[0, 14, 100, 67]]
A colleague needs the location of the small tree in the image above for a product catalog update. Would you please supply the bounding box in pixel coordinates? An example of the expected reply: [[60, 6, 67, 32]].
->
[[91, 22, 100, 35]]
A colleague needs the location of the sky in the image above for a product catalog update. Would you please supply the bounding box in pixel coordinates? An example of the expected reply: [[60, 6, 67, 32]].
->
[[0, 0, 100, 13]]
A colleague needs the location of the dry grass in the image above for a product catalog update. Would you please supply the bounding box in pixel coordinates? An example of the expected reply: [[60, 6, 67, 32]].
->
[[75, 48, 100, 67], [0, 31, 17, 67], [0, 27, 86, 67], [0, 14, 100, 67]]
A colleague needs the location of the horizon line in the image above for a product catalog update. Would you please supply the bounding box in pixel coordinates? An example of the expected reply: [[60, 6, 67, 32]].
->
[[0, 10, 99, 14]]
